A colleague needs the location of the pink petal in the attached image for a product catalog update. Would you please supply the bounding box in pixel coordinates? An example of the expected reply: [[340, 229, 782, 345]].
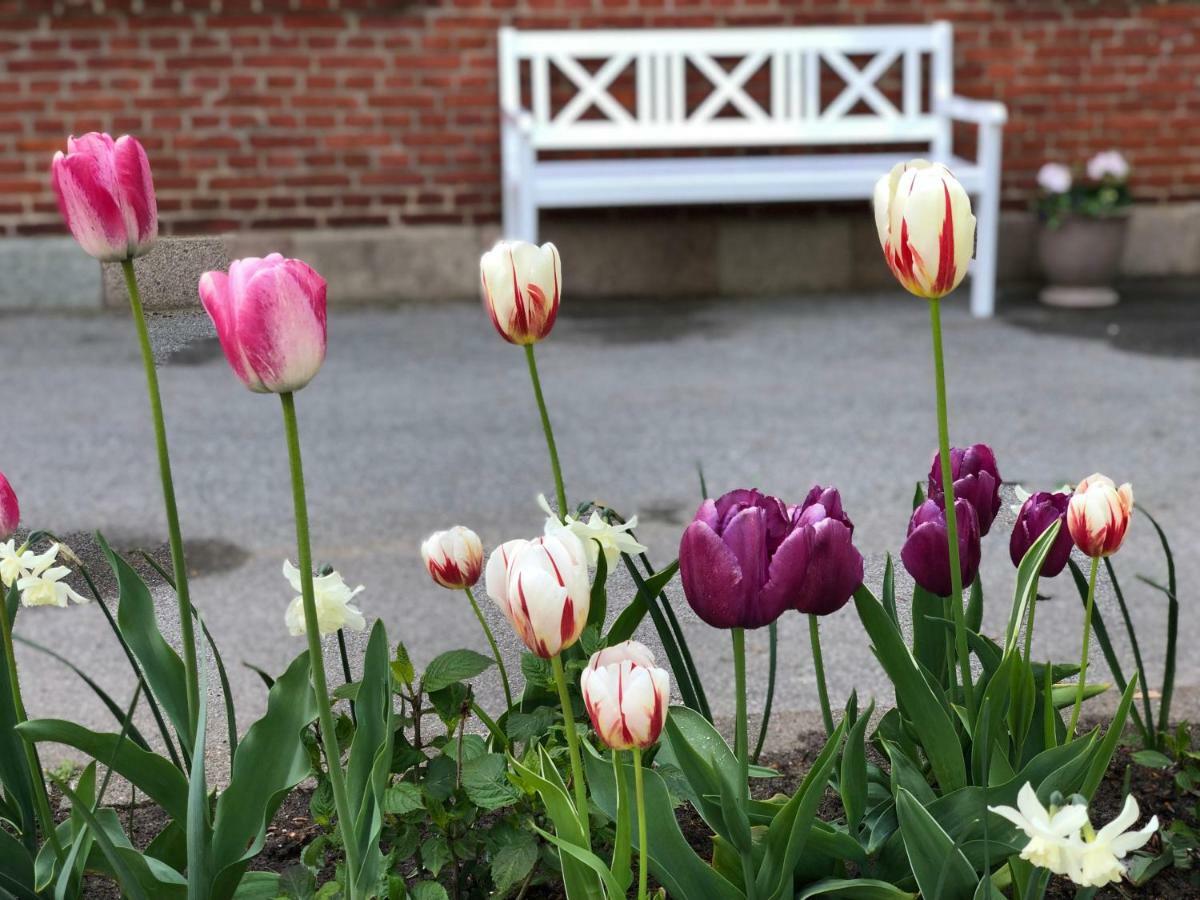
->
[[51, 150, 127, 261], [113, 135, 158, 255]]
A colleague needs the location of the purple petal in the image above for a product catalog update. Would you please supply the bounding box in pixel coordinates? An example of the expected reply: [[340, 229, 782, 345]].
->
[[679, 520, 748, 630]]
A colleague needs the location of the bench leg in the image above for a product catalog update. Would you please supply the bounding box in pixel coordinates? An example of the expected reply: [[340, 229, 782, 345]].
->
[[970, 120, 1004, 318]]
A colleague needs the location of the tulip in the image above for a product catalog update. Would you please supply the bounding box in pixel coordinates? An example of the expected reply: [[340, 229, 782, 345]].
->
[[901, 498, 982, 597], [0, 471, 18, 542], [199, 254, 328, 394], [51, 133, 157, 262], [873, 159, 976, 300], [480, 240, 561, 345], [929, 443, 1002, 536], [788, 486, 864, 617], [580, 641, 670, 751], [421, 526, 484, 590], [1067, 473, 1133, 559], [1010, 490, 1073, 577], [485, 531, 590, 659]]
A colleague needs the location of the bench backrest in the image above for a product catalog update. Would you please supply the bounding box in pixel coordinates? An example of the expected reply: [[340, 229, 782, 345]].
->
[[499, 23, 953, 156]]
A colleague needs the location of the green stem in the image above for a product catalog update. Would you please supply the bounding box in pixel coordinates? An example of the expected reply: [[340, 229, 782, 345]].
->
[[731, 628, 756, 900], [121, 260, 201, 736], [928, 298, 975, 722], [808, 614, 835, 737], [1069, 556, 1100, 737], [279, 392, 360, 893], [523, 343, 567, 521], [752, 621, 777, 762], [336, 627, 356, 726], [633, 746, 649, 900], [550, 653, 590, 842], [464, 586, 513, 709]]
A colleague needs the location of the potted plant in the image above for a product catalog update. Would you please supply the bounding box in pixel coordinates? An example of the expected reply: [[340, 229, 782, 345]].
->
[[1035, 150, 1132, 307]]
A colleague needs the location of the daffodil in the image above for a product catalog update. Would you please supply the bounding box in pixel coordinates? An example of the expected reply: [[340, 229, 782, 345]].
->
[[15, 544, 90, 608], [1070, 795, 1158, 888], [537, 494, 647, 566], [988, 783, 1090, 875], [282, 560, 366, 637]]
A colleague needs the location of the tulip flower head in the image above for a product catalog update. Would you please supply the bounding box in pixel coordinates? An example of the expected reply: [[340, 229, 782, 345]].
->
[[928, 443, 1002, 536], [1067, 474, 1133, 558], [787, 486, 864, 616], [1010, 490, 1073, 577], [200, 254, 328, 394], [873, 159, 976, 300], [988, 783, 1091, 876], [480, 240, 561, 345], [901, 497, 982, 597], [580, 640, 670, 751], [421, 526, 484, 590], [282, 560, 366, 637], [15, 544, 90, 608], [51, 133, 158, 263], [485, 531, 590, 658], [0, 470, 18, 542], [1070, 794, 1157, 888]]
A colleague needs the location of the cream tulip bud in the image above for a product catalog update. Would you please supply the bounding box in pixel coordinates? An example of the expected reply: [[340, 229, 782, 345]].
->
[[873, 159, 976, 300], [421, 526, 484, 590], [1067, 474, 1133, 558], [480, 240, 561, 344], [485, 531, 589, 658], [580, 640, 670, 751]]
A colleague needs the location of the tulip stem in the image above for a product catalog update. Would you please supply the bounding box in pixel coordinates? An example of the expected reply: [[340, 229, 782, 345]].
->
[[121, 259, 201, 740], [550, 652, 590, 842], [524, 343, 568, 522], [928, 297, 975, 723], [808, 614, 835, 737], [279, 392, 361, 895], [731, 627, 757, 900], [632, 746, 649, 900], [1069, 556, 1100, 737], [464, 586, 513, 710]]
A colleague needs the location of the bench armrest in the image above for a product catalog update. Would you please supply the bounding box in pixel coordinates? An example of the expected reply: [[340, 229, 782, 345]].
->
[[938, 95, 1007, 126], [501, 106, 535, 136]]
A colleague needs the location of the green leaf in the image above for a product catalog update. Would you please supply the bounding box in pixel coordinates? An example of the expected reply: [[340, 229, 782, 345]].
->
[[895, 787, 978, 900], [1081, 675, 1138, 799], [420, 834, 452, 877], [797, 879, 916, 899], [1131, 749, 1173, 770], [0, 582, 37, 855], [966, 577, 983, 635], [586, 550, 608, 628], [186, 653, 213, 900], [0, 825, 37, 900], [410, 881, 449, 900], [531, 824, 628, 898], [1139, 507, 1178, 742], [882, 554, 899, 626], [658, 706, 733, 837], [519, 653, 553, 689], [841, 699, 875, 830], [422, 649, 493, 692], [462, 753, 519, 811], [382, 782, 423, 815], [605, 560, 679, 644], [391, 641, 415, 688], [1003, 523, 1061, 656], [506, 707, 554, 743], [488, 824, 538, 894], [911, 585, 949, 689]]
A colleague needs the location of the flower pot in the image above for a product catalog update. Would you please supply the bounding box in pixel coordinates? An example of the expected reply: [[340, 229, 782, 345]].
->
[[1037, 213, 1128, 308]]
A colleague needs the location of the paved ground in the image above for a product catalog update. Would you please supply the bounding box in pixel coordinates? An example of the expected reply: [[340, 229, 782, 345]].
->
[[3, 286, 1198, 769]]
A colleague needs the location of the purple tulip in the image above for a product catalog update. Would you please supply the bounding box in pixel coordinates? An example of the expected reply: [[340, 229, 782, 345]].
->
[[789, 486, 864, 616], [901, 498, 982, 597], [1010, 490, 1073, 577], [929, 444, 1002, 536]]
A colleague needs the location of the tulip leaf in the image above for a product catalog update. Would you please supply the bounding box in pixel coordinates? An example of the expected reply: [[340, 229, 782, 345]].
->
[[186, 662, 212, 900], [605, 561, 678, 644], [0, 826, 37, 900], [796, 879, 916, 899], [894, 788, 978, 900], [587, 550, 608, 629], [840, 699, 875, 831], [1138, 507, 1178, 741], [854, 585, 966, 793], [966, 576, 983, 635], [910, 585, 949, 690], [1003, 522, 1060, 657], [658, 706, 736, 836], [530, 824, 628, 899], [1081, 675, 1138, 799], [882, 554, 898, 627], [0, 583, 37, 854]]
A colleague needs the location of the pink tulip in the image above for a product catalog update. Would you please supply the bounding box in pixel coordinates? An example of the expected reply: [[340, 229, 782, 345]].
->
[[0, 470, 18, 541], [51, 133, 157, 262], [199, 254, 328, 394]]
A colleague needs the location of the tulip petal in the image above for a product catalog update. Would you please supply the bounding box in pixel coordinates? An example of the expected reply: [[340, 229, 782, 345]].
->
[[720, 506, 768, 600], [200, 269, 263, 391], [114, 135, 158, 254], [678, 520, 746, 630], [794, 520, 864, 616], [51, 151, 127, 262], [238, 261, 327, 393]]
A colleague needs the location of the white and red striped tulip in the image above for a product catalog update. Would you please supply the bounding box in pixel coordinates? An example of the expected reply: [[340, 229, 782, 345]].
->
[[421, 526, 484, 590], [1067, 474, 1133, 558], [485, 531, 589, 658], [580, 640, 670, 751], [51, 133, 157, 262], [0, 470, 18, 542], [199, 254, 327, 394], [873, 159, 976, 300], [480, 240, 561, 345]]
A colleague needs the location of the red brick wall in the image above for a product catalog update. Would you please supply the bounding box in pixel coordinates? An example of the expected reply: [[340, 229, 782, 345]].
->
[[1, 0, 1197, 237]]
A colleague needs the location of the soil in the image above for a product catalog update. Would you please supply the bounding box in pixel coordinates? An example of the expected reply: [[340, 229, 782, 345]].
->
[[69, 729, 1199, 898]]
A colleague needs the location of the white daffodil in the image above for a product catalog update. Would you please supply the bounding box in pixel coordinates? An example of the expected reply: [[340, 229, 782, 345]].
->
[[283, 560, 366, 637], [988, 783, 1090, 875], [537, 494, 647, 567], [1070, 795, 1158, 888], [1, 539, 35, 589], [15, 545, 90, 608]]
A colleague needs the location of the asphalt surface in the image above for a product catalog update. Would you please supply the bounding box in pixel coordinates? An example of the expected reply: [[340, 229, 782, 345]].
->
[[3, 287, 1198, 771]]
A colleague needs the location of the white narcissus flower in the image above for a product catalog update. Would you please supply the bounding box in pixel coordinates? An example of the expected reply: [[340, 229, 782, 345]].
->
[[1071, 794, 1158, 888], [537, 494, 647, 567], [283, 560, 366, 637], [580, 640, 670, 751], [1037, 162, 1073, 194], [15, 545, 90, 608], [988, 783, 1090, 875], [1, 540, 38, 590], [421, 526, 484, 590], [1087, 150, 1130, 183]]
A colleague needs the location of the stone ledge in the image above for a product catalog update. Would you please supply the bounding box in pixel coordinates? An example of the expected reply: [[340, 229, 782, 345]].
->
[[0, 238, 102, 310]]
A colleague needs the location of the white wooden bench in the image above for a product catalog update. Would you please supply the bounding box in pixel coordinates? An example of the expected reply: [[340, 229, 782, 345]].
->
[[497, 23, 1007, 317]]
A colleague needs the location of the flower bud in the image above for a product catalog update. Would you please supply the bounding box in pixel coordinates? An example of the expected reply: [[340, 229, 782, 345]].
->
[[480, 240, 561, 344], [421, 526, 484, 590], [485, 532, 589, 658], [901, 498, 982, 597], [1010, 490, 1073, 577], [929, 443, 1002, 536], [51, 133, 157, 262], [580, 640, 669, 751], [0, 470, 18, 542], [200, 254, 327, 394], [1067, 474, 1133, 559], [873, 159, 975, 299]]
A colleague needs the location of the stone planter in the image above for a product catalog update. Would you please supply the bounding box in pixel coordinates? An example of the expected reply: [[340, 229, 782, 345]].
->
[[1037, 213, 1129, 308]]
